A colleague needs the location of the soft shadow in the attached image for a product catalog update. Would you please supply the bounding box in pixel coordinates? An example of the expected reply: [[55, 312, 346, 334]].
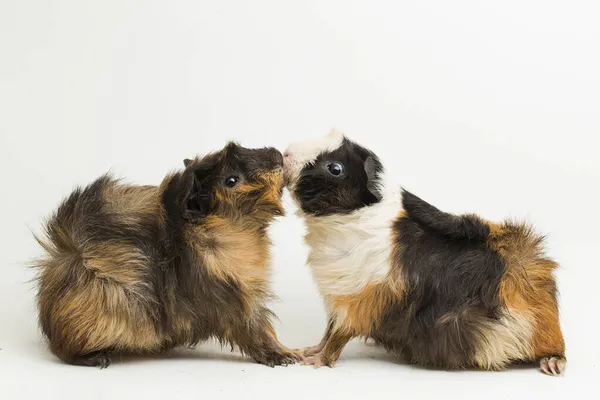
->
[[111, 346, 249, 367], [38, 342, 252, 368], [340, 340, 538, 373]]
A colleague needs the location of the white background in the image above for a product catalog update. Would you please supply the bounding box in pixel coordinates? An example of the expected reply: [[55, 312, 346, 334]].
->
[[1, 1, 599, 398]]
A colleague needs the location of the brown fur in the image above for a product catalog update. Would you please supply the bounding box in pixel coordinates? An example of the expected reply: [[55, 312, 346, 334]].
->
[[330, 280, 404, 337], [187, 216, 271, 296], [33, 143, 299, 367], [310, 285, 398, 368]]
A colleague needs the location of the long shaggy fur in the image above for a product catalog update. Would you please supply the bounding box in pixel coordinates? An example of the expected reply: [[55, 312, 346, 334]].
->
[[33, 143, 300, 367]]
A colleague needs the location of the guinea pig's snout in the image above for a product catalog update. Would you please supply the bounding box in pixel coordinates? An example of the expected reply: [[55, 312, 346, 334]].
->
[[264, 147, 283, 169], [283, 151, 292, 166], [282, 148, 298, 187], [271, 148, 283, 168]]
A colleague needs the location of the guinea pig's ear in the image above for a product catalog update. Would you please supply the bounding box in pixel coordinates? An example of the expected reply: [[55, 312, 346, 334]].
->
[[364, 156, 383, 202], [183, 158, 193, 168], [182, 168, 211, 221]]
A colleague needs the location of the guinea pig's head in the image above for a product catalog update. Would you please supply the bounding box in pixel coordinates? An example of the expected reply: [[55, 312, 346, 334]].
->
[[283, 129, 384, 216], [178, 142, 285, 224]]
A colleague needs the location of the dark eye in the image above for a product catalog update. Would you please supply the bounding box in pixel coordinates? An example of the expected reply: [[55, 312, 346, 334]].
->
[[224, 176, 239, 187], [327, 162, 345, 177]]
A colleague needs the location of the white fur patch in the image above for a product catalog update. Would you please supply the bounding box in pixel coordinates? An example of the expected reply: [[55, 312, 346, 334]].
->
[[283, 128, 344, 192], [285, 129, 402, 299], [472, 309, 534, 370], [302, 194, 400, 299]]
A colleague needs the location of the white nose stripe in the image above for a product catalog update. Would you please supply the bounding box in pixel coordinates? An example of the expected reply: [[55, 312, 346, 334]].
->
[[283, 129, 344, 167]]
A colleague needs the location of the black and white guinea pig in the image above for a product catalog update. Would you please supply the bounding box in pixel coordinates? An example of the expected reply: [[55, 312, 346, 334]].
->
[[283, 129, 566, 376]]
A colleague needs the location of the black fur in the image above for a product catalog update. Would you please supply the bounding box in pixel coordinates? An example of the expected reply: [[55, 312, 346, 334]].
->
[[182, 143, 284, 219], [401, 190, 490, 241], [294, 138, 384, 216], [373, 190, 506, 368]]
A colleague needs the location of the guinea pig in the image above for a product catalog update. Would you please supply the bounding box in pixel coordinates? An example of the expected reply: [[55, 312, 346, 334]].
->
[[283, 129, 566, 376], [33, 142, 301, 368]]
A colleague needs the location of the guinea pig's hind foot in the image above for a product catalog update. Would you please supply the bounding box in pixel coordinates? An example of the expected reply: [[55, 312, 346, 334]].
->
[[69, 351, 112, 369], [540, 356, 566, 376]]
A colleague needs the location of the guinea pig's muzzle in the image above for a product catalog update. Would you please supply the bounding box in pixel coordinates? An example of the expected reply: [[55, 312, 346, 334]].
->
[[258, 147, 285, 189], [257, 147, 283, 172], [270, 148, 284, 170], [282, 150, 301, 188]]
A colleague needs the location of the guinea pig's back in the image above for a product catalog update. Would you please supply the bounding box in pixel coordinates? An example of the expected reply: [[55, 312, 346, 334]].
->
[[390, 189, 564, 369], [36, 174, 161, 260], [34, 174, 163, 362]]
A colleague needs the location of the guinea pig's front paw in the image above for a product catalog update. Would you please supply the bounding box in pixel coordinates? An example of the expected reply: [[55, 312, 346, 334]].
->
[[70, 351, 112, 369], [288, 349, 305, 363], [255, 350, 301, 368], [302, 353, 335, 368]]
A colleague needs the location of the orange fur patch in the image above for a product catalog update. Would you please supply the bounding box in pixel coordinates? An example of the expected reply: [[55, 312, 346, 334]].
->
[[490, 222, 565, 359], [187, 216, 271, 299], [211, 170, 284, 219], [330, 279, 404, 336], [49, 279, 162, 354]]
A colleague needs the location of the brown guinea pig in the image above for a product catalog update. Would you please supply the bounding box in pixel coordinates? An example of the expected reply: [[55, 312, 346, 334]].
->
[[33, 142, 300, 368], [283, 129, 565, 376]]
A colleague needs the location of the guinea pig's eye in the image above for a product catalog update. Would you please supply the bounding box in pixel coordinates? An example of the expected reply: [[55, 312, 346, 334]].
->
[[327, 162, 345, 177], [224, 176, 239, 187]]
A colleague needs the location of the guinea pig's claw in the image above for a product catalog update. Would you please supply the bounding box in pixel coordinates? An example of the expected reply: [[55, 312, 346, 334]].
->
[[540, 356, 566, 376], [259, 349, 303, 368]]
